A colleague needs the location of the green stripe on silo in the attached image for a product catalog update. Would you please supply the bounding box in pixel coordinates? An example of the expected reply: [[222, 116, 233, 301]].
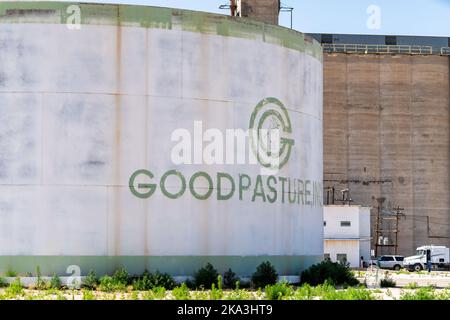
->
[[0, 1, 322, 62], [0, 255, 322, 277]]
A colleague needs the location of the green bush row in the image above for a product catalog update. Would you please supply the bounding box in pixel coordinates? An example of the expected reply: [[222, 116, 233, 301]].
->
[[0, 259, 359, 291]]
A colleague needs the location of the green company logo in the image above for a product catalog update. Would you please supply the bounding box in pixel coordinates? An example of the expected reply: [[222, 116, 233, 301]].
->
[[128, 97, 322, 206], [249, 97, 295, 170]]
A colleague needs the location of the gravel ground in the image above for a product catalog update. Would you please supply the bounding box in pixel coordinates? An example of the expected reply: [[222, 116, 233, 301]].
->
[[356, 269, 450, 288]]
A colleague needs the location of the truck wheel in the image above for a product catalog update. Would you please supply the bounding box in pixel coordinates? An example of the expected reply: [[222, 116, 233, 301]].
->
[[413, 263, 423, 272], [393, 265, 401, 271]]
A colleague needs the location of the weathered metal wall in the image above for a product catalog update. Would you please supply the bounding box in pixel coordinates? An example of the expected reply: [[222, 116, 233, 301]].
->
[[0, 2, 323, 276], [323, 53, 450, 255]]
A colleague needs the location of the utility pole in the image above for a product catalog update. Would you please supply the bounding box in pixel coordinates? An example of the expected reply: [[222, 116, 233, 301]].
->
[[374, 205, 381, 257], [374, 204, 404, 257], [394, 206, 405, 255]]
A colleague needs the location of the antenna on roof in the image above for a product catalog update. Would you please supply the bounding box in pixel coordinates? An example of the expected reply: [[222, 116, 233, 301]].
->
[[280, 2, 294, 29]]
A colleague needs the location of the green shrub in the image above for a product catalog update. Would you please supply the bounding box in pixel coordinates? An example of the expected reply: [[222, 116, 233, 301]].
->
[[6, 278, 24, 296], [146, 287, 167, 300], [265, 281, 294, 300], [321, 287, 373, 300], [133, 271, 152, 291], [112, 268, 130, 286], [133, 270, 176, 290], [223, 268, 238, 289], [379, 271, 396, 288], [185, 279, 196, 289], [237, 280, 251, 289], [99, 275, 126, 292], [5, 270, 17, 277], [300, 260, 359, 287], [172, 283, 190, 300], [149, 271, 176, 290], [82, 289, 96, 300], [405, 282, 419, 289], [83, 270, 99, 289], [251, 261, 278, 288], [380, 278, 396, 288], [194, 263, 218, 289], [293, 283, 314, 300], [50, 273, 62, 289], [400, 287, 436, 300], [0, 277, 7, 288]]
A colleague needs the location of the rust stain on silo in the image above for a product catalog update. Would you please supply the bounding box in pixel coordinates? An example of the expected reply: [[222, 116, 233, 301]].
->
[[143, 28, 149, 261], [113, 11, 123, 259]]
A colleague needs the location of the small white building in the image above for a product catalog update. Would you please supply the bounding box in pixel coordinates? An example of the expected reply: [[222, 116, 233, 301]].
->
[[323, 205, 371, 268]]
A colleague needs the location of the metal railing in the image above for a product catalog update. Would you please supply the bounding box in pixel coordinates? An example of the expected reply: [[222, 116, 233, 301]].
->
[[442, 47, 450, 55], [323, 43, 450, 56]]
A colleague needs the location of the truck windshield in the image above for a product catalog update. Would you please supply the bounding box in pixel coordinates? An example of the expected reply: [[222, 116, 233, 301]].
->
[[417, 250, 425, 256]]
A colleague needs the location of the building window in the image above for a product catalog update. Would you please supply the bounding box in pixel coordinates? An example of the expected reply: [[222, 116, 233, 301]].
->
[[340, 221, 351, 227], [323, 221, 326, 226], [380, 256, 395, 261], [321, 34, 333, 44], [336, 254, 347, 264], [385, 36, 397, 45], [324, 253, 330, 261]]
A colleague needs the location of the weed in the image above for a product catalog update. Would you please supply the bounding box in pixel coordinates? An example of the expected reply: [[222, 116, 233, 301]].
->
[[35, 266, 48, 290], [5, 269, 17, 277], [226, 287, 251, 300], [50, 273, 61, 289], [321, 286, 373, 300], [130, 291, 139, 300], [400, 287, 436, 300], [133, 270, 152, 291], [133, 270, 176, 290], [192, 290, 209, 300], [372, 288, 382, 293], [436, 290, 450, 300], [380, 274, 396, 288], [99, 275, 126, 292], [172, 283, 190, 300], [210, 277, 223, 300], [55, 292, 67, 300], [6, 278, 24, 296], [405, 282, 419, 289], [83, 270, 99, 289], [265, 281, 294, 300], [293, 283, 315, 300], [142, 286, 166, 300], [112, 268, 130, 286]]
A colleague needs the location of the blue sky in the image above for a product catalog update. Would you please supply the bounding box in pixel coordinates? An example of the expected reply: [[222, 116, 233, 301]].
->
[[58, 0, 450, 37]]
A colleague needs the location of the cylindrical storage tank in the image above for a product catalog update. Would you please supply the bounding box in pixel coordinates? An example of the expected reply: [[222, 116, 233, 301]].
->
[[0, 2, 323, 276]]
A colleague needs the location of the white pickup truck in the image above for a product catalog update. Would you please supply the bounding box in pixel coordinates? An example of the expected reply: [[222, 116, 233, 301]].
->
[[403, 245, 450, 271]]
